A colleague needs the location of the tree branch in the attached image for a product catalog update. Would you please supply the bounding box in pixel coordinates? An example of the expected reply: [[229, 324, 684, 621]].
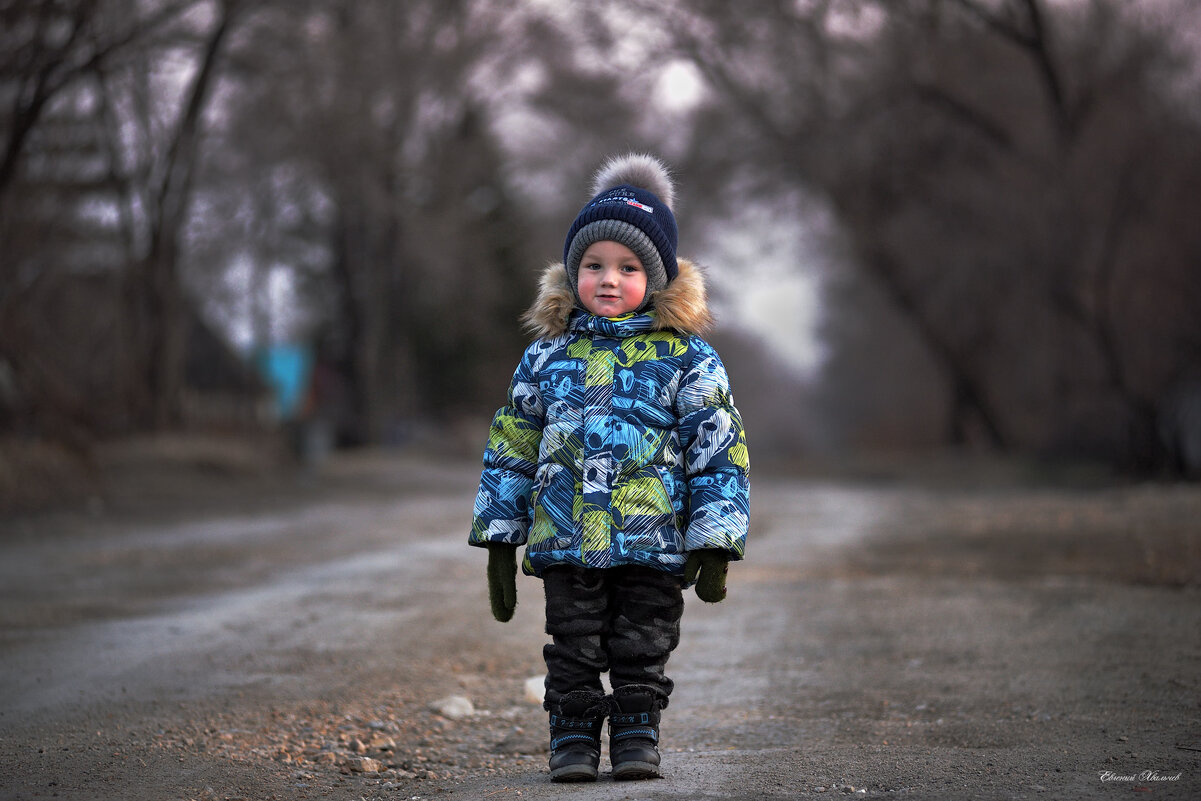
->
[[951, 0, 1073, 139], [950, 0, 1035, 47], [0, 0, 197, 197], [910, 81, 1015, 151]]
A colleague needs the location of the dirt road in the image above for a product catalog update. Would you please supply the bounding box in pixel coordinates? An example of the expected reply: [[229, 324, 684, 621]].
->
[[1, 445, 1199, 800]]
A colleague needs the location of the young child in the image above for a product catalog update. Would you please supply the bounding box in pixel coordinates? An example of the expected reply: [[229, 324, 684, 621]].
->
[[469, 153, 750, 782]]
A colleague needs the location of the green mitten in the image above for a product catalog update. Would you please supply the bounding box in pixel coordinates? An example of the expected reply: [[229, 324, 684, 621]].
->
[[486, 543, 518, 622], [683, 550, 729, 603]]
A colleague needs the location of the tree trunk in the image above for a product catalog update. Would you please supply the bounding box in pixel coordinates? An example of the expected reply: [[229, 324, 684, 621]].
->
[[142, 1, 238, 429], [860, 246, 1009, 451]]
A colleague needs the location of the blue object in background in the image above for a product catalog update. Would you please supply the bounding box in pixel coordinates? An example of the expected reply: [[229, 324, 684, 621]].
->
[[254, 344, 313, 422]]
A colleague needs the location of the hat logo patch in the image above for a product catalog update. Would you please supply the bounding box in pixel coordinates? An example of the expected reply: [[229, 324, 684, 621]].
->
[[624, 199, 654, 214]]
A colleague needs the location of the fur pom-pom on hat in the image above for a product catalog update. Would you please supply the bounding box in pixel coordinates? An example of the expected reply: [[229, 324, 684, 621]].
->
[[563, 153, 680, 311], [590, 153, 675, 212]]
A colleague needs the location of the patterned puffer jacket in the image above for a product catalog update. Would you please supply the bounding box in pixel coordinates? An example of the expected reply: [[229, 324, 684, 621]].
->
[[470, 259, 750, 577]]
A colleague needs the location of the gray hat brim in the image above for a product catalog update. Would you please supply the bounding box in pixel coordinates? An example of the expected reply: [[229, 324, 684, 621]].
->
[[565, 220, 668, 313]]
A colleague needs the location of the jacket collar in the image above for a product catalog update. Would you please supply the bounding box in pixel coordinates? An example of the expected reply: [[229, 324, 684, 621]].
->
[[566, 309, 657, 338], [522, 258, 713, 340]]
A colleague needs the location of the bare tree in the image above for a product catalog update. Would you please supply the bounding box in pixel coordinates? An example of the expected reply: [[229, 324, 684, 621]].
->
[[139, 0, 242, 428], [1, 0, 234, 439], [639, 0, 1201, 469], [0, 0, 197, 196]]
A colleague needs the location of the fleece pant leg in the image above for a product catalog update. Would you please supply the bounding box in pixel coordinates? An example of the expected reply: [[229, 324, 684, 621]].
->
[[607, 566, 683, 708], [543, 567, 609, 709]]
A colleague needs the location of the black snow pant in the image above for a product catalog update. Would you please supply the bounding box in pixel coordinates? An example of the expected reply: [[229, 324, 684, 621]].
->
[[542, 564, 684, 711]]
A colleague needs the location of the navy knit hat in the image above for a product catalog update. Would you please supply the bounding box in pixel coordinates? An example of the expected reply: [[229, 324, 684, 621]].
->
[[563, 154, 678, 311]]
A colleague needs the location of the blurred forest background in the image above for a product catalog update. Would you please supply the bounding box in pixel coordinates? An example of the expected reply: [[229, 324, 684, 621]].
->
[[3, 0, 1201, 509]]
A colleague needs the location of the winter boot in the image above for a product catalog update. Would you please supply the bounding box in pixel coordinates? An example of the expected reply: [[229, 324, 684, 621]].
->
[[608, 684, 662, 780], [548, 690, 607, 782]]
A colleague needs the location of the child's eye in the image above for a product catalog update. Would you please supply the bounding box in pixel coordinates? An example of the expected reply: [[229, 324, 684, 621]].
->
[[621, 265, 640, 273], [583, 262, 601, 271]]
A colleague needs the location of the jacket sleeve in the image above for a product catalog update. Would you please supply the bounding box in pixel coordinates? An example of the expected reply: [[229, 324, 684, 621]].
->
[[470, 347, 545, 547], [675, 340, 750, 559]]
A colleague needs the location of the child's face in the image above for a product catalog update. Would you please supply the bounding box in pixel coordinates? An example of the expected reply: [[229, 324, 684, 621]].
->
[[577, 241, 648, 317]]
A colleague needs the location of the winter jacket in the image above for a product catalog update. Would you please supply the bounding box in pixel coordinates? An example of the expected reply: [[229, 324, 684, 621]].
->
[[469, 259, 750, 577]]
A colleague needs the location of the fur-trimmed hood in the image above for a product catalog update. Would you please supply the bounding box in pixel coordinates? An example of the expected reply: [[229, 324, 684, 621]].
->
[[521, 258, 713, 340]]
